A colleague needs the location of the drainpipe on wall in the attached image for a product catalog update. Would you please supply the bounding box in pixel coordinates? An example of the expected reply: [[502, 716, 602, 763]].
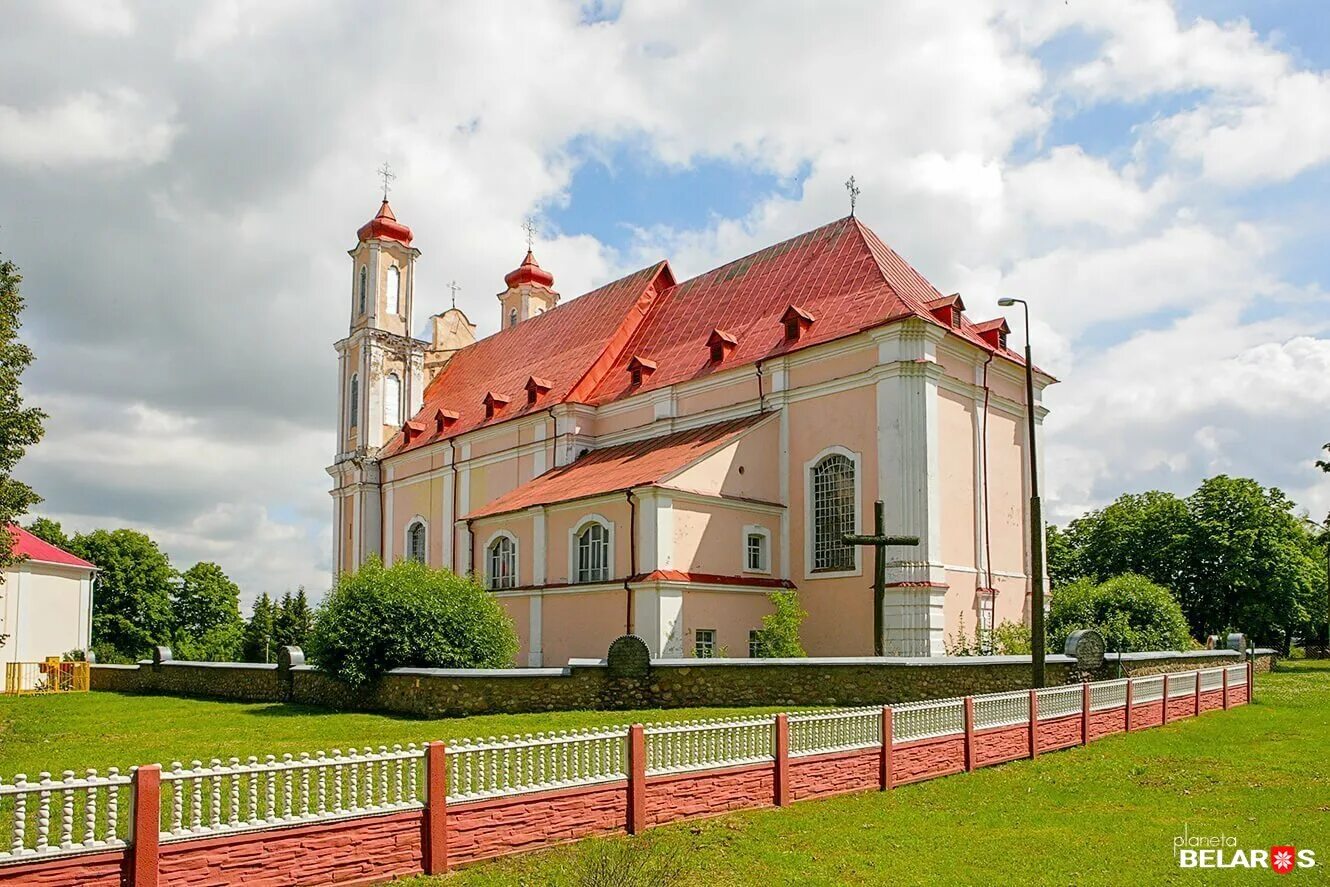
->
[[448, 440, 459, 571], [625, 490, 638, 637]]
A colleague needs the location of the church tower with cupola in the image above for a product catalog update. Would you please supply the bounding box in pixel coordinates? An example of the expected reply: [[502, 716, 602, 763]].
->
[[497, 250, 559, 329]]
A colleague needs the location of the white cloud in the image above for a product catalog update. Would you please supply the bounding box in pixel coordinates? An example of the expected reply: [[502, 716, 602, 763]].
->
[[0, 89, 178, 169], [48, 0, 136, 36], [1005, 146, 1169, 233]]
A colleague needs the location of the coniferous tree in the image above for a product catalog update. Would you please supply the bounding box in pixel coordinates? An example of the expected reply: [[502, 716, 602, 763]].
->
[[0, 255, 46, 650], [274, 587, 313, 648], [242, 593, 276, 663]]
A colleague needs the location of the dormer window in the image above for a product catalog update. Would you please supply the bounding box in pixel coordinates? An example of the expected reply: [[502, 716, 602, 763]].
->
[[627, 355, 657, 388], [525, 376, 552, 405], [707, 329, 737, 363], [435, 408, 459, 433], [974, 318, 1011, 351], [780, 305, 815, 342], [926, 293, 966, 330], [402, 418, 427, 444], [483, 391, 510, 420]]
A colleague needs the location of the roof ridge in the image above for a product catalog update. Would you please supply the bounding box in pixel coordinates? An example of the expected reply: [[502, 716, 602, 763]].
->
[[565, 261, 673, 402]]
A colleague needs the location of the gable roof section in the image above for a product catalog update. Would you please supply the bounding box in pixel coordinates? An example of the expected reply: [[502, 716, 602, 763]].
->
[[464, 413, 774, 520], [382, 261, 672, 456], [6, 525, 96, 570]]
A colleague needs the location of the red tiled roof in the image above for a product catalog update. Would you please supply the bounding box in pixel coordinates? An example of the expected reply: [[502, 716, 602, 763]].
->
[[464, 413, 774, 519], [6, 525, 95, 570], [636, 570, 794, 589]]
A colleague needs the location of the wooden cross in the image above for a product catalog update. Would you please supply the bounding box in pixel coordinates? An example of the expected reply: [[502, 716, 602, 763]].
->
[[844, 500, 919, 657], [377, 162, 396, 200], [447, 280, 460, 309], [845, 175, 860, 217], [521, 216, 537, 251]]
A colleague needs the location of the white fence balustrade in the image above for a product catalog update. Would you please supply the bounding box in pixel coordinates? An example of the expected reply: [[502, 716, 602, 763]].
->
[[1036, 684, 1082, 720], [1090, 679, 1128, 711], [788, 707, 880, 757], [1199, 668, 1224, 692], [645, 716, 774, 775], [1168, 671, 1198, 698], [447, 727, 627, 803], [158, 745, 423, 841], [1133, 674, 1165, 703], [973, 690, 1029, 729], [892, 697, 964, 742], [0, 768, 130, 861], [1227, 664, 1248, 685]]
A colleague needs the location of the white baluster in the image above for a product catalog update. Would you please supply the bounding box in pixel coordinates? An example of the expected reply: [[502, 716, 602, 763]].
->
[[36, 772, 52, 852], [228, 759, 240, 828], [247, 757, 260, 825], [85, 769, 98, 847], [265, 756, 277, 823], [281, 754, 293, 820], [105, 769, 120, 845], [190, 761, 203, 832], [12, 774, 27, 854], [209, 759, 222, 830], [169, 763, 184, 835]]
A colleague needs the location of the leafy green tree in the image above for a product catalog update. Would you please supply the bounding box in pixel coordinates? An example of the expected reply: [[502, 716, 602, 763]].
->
[[752, 591, 806, 657], [0, 255, 46, 649], [308, 558, 517, 686], [71, 529, 175, 661], [242, 593, 276, 663], [1047, 574, 1192, 653], [1317, 443, 1329, 473], [24, 517, 71, 550], [1056, 490, 1191, 591], [274, 587, 313, 648], [171, 562, 244, 660]]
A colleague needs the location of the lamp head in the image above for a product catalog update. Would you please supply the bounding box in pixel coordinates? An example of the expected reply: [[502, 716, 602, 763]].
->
[[997, 297, 1016, 307]]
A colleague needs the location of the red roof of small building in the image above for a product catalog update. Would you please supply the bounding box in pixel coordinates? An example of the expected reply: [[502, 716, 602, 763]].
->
[[6, 525, 95, 570], [464, 413, 774, 519], [356, 200, 414, 246]]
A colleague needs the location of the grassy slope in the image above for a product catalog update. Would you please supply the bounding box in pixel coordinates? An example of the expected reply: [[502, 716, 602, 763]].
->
[[0, 693, 778, 776], [402, 662, 1330, 887]]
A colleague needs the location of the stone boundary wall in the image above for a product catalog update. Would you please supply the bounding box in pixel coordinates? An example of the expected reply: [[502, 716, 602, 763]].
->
[[4, 666, 1256, 887], [89, 648, 1275, 716]]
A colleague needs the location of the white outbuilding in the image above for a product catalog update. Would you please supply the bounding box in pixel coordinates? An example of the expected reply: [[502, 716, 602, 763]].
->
[[1, 525, 96, 663]]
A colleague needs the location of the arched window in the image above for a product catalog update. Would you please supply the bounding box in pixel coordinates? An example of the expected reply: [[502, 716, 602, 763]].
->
[[406, 520, 426, 564], [358, 266, 368, 315], [810, 452, 856, 571], [508, 308, 518, 329], [348, 374, 359, 428], [574, 519, 610, 583], [385, 265, 400, 315], [487, 534, 517, 590], [383, 373, 401, 425]]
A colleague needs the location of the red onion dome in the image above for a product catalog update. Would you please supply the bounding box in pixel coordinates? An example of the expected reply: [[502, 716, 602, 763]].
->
[[356, 200, 413, 246], [504, 250, 555, 288]]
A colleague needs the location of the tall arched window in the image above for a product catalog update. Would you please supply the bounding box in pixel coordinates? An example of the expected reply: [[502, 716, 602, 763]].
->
[[383, 373, 401, 425], [810, 452, 856, 571], [487, 534, 517, 590], [508, 308, 518, 329], [406, 520, 426, 564], [575, 520, 610, 583], [385, 265, 400, 315], [358, 266, 368, 315], [348, 374, 359, 428]]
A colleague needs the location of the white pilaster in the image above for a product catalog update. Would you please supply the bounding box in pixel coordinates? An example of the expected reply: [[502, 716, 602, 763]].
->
[[533, 420, 547, 476], [636, 489, 659, 572], [657, 496, 674, 570]]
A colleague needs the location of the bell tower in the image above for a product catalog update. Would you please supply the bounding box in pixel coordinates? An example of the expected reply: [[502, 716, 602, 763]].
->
[[497, 220, 559, 328]]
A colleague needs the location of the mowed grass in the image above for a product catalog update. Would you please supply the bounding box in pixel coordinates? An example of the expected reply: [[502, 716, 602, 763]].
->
[[401, 662, 1330, 887], [0, 693, 779, 776]]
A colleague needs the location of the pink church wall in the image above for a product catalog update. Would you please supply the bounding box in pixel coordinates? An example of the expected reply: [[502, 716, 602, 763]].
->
[[543, 499, 631, 585], [668, 502, 779, 578], [937, 388, 977, 570], [667, 418, 781, 503], [542, 590, 629, 664], [680, 591, 775, 657]]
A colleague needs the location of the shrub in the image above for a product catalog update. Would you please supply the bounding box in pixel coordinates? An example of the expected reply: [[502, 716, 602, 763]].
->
[[307, 558, 518, 686], [1047, 573, 1192, 653], [752, 591, 806, 657], [992, 619, 1032, 655]]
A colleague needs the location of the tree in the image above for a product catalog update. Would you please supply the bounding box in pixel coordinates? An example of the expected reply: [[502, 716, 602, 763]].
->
[[1054, 490, 1191, 591], [171, 562, 244, 661], [1047, 574, 1192, 653], [751, 591, 806, 657], [0, 255, 46, 649], [242, 593, 276, 663], [273, 587, 313, 648], [71, 529, 175, 661], [308, 558, 517, 686], [24, 517, 70, 550], [1317, 443, 1329, 473]]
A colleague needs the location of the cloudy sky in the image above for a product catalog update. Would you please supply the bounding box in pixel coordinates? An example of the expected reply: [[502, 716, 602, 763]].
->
[[3, 0, 1328, 608]]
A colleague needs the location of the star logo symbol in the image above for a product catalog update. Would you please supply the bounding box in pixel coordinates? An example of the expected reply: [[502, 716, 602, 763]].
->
[[1271, 846, 1297, 874]]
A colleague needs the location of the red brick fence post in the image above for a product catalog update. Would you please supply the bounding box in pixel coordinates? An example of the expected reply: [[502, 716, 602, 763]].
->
[[424, 741, 448, 875], [131, 764, 160, 887], [880, 707, 893, 790], [627, 725, 646, 834], [774, 714, 790, 806]]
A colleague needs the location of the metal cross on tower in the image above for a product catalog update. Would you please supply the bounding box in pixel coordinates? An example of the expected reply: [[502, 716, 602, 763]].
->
[[843, 500, 920, 657], [521, 216, 537, 251], [377, 162, 396, 201], [447, 280, 460, 309], [845, 176, 860, 217]]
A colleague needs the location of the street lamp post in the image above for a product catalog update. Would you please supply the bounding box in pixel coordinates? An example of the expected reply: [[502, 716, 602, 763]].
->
[[997, 297, 1046, 688]]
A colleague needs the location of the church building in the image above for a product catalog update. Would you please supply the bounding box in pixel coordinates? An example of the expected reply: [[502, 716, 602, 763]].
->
[[328, 198, 1053, 664]]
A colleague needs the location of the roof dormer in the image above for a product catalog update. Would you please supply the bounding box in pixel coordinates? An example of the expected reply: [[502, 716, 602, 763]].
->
[[925, 293, 966, 329], [781, 305, 815, 342], [974, 318, 1011, 350], [525, 376, 553, 405], [707, 329, 738, 363], [435, 408, 459, 434], [483, 391, 511, 420], [627, 355, 657, 388], [401, 418, 428, 445]]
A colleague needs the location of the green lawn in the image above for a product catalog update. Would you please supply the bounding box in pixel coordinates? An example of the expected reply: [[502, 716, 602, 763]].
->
[[0, 693, 778, 776], [398, 662, 1330, 887]]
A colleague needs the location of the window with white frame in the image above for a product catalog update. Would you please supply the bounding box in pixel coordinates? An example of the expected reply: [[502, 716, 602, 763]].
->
[[406, 520, 426, 564], [810, 452, 856, 571], [695, 629, 716, 658], [748, 630, 763, 658], [358, 266, 368, 314], [383, 373, 402, 426], [978, 589, 996, 655], [574, 520, 610, 583], [348, 374, 359, 428], [744, 526, 770, 573], [385, 265, 401, 315], [487, 534, 517, 590]]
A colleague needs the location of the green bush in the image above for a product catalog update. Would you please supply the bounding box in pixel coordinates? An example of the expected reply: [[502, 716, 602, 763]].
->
[[1047, 573, 1192, 653], [308, 558, 518, 686], [992, 620, 1032, 655], [752, 591, 806, 657]]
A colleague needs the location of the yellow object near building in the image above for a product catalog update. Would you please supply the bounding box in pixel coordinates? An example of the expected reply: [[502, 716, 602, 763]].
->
[[3, 660, 90, 695]]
